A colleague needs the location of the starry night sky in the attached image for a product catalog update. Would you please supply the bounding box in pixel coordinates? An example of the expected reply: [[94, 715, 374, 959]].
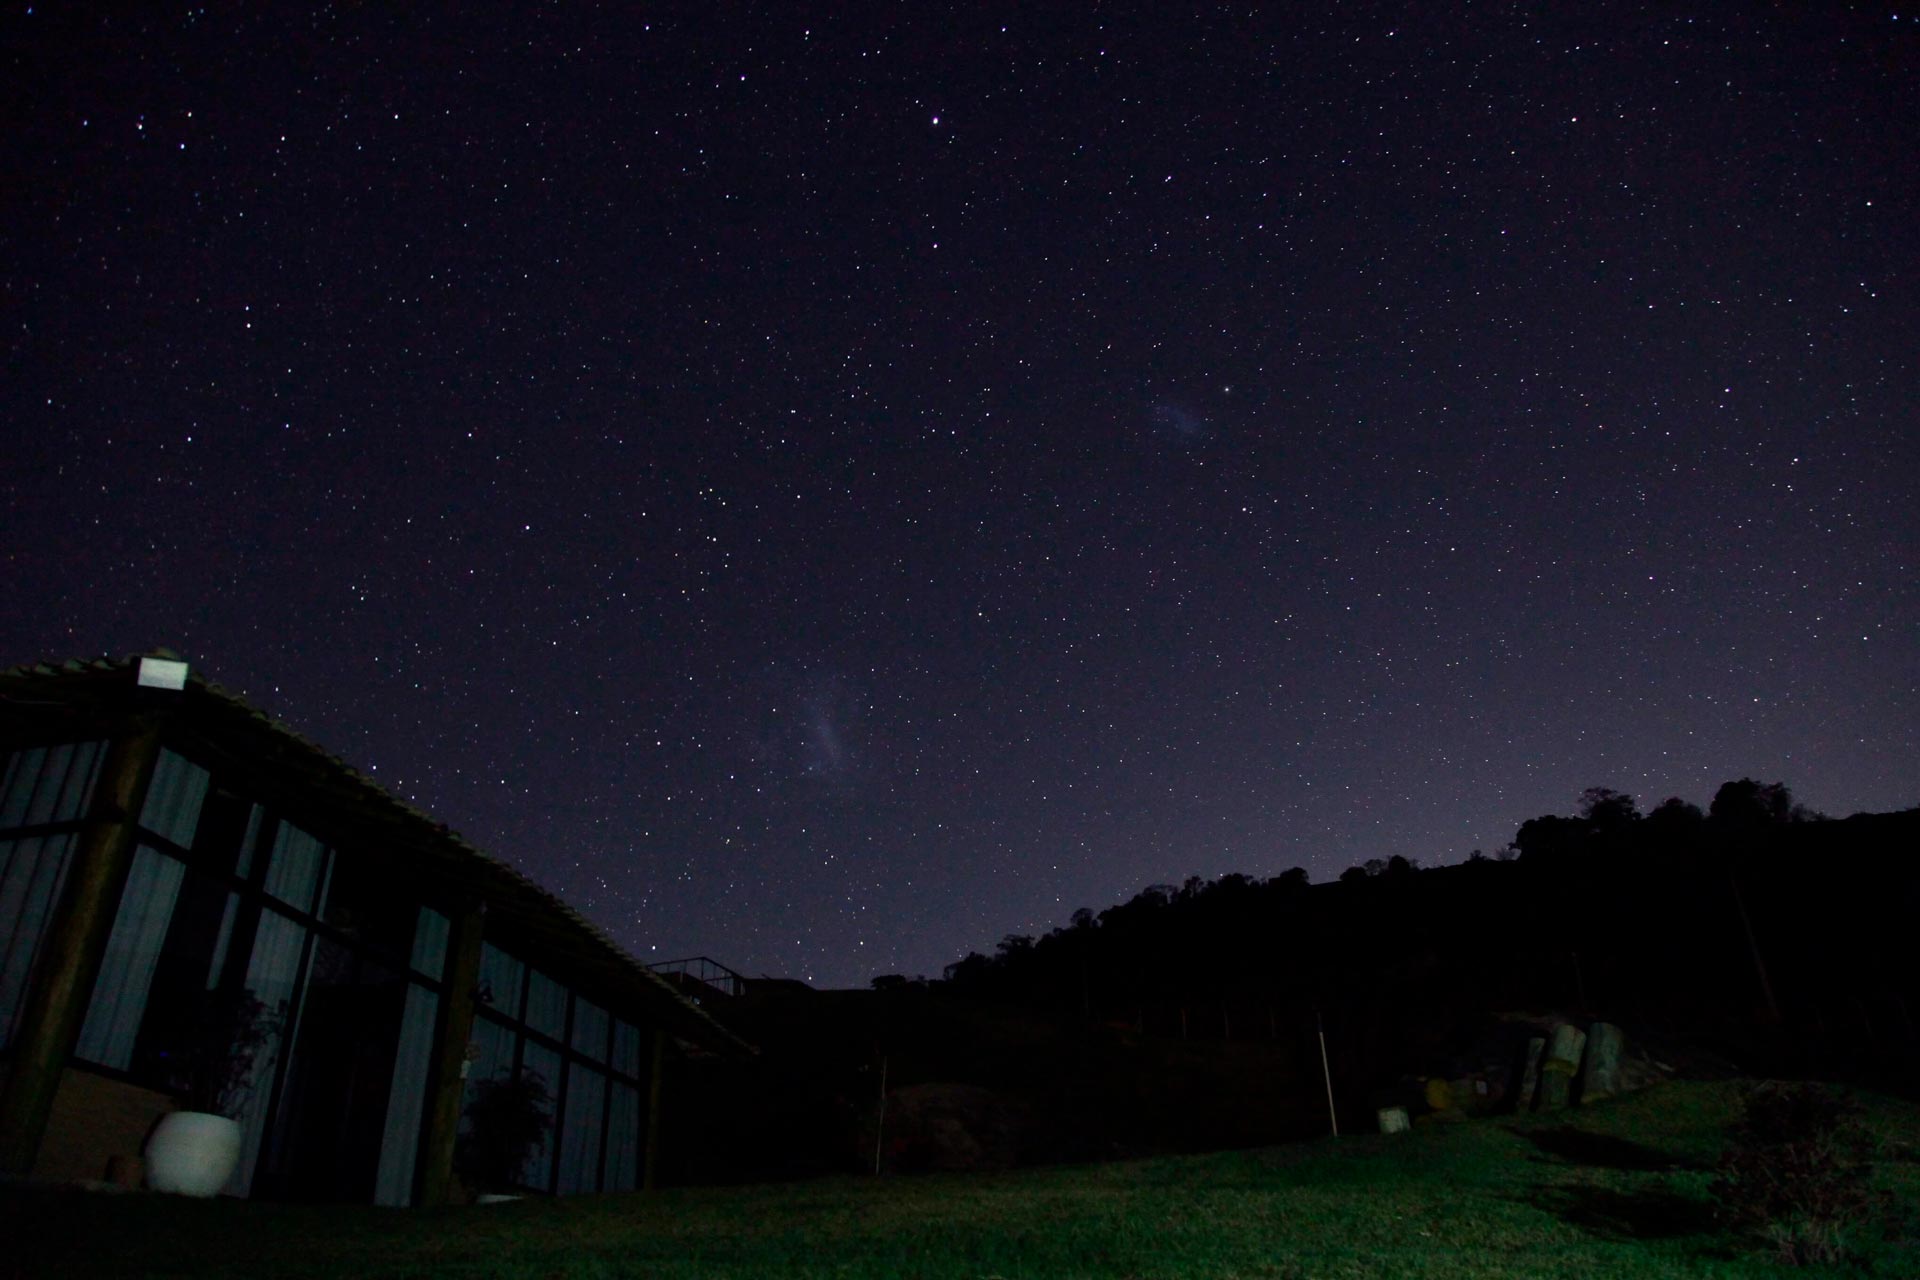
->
[[4, 5, 1916, 987]]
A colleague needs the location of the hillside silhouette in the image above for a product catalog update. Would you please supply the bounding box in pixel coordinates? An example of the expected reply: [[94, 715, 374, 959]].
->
[[672, 781, 1919, 1183]]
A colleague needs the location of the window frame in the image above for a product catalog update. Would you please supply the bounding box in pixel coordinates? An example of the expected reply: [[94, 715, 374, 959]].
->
[[467, 937, 651, 1195]]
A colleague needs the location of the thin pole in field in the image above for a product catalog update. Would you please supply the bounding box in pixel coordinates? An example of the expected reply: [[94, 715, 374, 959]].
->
[[873, 1053, 888, 1175], [1317, 1009, 1338, 1138]]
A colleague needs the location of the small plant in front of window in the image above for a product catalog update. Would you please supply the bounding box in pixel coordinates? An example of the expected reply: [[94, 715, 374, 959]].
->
[[157, 987, 286, 1119], [456, 1068, 554, 1195]]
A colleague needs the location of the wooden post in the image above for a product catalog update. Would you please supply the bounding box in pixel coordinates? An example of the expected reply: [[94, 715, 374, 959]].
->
[[416, 897, 485, 1206], [642, 1028, 667, 1191], [0, 714, 165, 1178]]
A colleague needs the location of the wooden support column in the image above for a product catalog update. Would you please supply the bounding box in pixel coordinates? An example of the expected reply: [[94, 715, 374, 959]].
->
[[0, 714, 166, 1178], [642, 1027, 667, 1191], [417, 897, 486, 1206]]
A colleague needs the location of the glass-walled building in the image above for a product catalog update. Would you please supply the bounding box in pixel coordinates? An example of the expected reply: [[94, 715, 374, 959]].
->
[[0, 654, 749, 1204]]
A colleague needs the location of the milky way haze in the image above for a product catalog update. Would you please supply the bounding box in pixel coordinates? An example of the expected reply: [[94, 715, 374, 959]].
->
[[5, 5, 1916, 986]]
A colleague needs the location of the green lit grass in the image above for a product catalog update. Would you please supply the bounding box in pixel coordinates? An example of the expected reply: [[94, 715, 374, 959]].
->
[[6, 1081, 1915, 1278]]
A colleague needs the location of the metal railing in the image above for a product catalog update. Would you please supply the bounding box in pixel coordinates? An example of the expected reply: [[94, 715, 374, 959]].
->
[[647, 955, 746, 998]]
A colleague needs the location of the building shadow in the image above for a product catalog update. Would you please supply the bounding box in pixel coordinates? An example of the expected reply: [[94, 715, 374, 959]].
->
[[1523, 1183, 1719, 1242], [1507, 1124, 1702, 1172]]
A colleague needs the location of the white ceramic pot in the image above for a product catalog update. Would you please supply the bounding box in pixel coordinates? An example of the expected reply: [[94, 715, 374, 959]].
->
[[145, 1111, 242, 1197]]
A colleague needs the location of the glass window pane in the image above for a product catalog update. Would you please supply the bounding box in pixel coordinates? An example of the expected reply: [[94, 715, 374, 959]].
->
[[477, 944, 524, 1018], [228, 907, 313, 1195], [556, 1063, 606, 1194], [524, 970, 566, 1039], [233, 804, 264, 879], [32, 744, 74, 827], [517, 1042, 562, 1192], [0, 749, 40, 829], [463, 1017, 518, 1105], [205, 892, 240, 988], [571, 999, 609, 1061], [0, 833, 77, 1048], [51, 742, 105, 824], [264, 822, 327, 912], [375, 983, 440, 1206], [187, 789, 263, 879], [75, 845, 188, 1068], [410, 908, 450, 981], [1, 741, 105, 830], [611, 1020, 642, 1078], [138, 750, 210, 849], [604, 1082, 640, 1192], [318, 846, 414, 956]]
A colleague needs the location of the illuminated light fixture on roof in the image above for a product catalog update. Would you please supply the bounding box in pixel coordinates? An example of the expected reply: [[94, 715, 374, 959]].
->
[[136, 657, 190, 691]]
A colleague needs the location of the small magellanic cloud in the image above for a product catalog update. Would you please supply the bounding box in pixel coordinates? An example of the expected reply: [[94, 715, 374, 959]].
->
[[1149, 401, 1210, 443]]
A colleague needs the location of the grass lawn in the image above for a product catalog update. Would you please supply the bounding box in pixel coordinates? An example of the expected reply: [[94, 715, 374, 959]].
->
[[5, 1080, 1916, 1279]]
